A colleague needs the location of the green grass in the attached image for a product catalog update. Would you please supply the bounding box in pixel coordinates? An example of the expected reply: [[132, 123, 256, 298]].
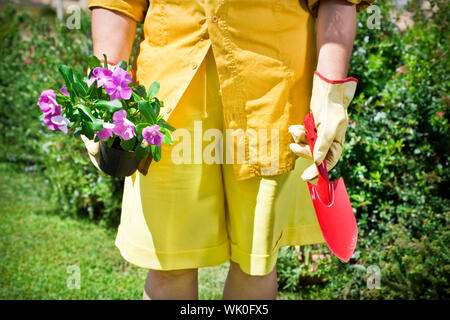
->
[[0, 162, 146, 299], [0, 162, 228, 299], [0, 162, 298, 300]]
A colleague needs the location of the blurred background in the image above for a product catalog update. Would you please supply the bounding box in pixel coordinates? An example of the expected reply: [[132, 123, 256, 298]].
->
[[0, 0, 448, 299]]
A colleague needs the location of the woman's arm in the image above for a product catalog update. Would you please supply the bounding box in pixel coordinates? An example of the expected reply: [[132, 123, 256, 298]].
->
[[315, 0, 357, 79], [91, 7, 137, 63], [81, 8, 138, 171], [289, 0, 359, 180]]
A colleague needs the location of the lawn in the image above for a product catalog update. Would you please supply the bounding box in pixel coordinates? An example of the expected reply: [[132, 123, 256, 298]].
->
[[0, 162, 295, 300]]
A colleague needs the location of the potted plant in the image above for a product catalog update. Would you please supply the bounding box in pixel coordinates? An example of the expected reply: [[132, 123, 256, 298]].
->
[[37, 55, 175, 178]]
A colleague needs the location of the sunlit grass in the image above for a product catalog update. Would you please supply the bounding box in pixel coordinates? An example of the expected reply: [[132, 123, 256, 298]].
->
[[0, 162, 301, 300]]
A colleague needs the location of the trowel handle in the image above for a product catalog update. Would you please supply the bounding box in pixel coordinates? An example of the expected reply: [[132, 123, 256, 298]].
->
[[304, 114, 331, 203]]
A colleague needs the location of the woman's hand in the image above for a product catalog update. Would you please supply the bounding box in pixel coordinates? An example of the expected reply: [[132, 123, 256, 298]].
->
[[81, 8, 138, 173], [290, 72, 357, 181], [81, 134, 104, 173]]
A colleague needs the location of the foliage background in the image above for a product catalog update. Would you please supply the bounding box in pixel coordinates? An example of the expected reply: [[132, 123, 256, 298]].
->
[[0, 0, 448, 299]]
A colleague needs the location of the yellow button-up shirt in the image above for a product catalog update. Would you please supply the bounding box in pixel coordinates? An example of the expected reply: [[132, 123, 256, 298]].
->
[[88, 0, 372, 180]]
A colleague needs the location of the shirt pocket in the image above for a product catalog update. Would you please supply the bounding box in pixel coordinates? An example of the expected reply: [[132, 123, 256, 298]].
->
[[143, 0, 168, 47]]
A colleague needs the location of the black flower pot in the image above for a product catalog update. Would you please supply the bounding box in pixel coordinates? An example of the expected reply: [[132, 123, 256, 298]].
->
[[99, 138, 141, 178]]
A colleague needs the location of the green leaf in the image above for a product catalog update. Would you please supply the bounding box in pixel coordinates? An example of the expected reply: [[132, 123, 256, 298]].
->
[[55, 93, 70, 105], [81, 121, 94, 140], [157, 119, 176, 132], [87, 120, 103, 132], [135, 144, 150, 160], [120, 136, 137, 151], [88, 55, 101, 73], [159, 127, 173, 145], [146, 81, 160, 99], [93, 99, 123, 114], [131, 92, 141, 102], [73, 72, 88, 97], [118, 60, 128, 70], [135, 123, 149, 136], [150, 98, 161, 117], [87, 80, 99, 100], [132, 85, 147, 98], [74, 128, 83, 138], [151, 144, 162, 162], [138, 100, 156, 123], [58, 65, 77, 103], [103, 54, 108, 68], [58, 65, 74, 86], [76, 104, 95, 122]]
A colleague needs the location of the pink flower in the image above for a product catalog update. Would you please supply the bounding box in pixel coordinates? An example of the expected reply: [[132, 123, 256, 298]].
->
[[95, 121, 115, 140], [104, 68, 132, 100], [87, 67, 112, 88], [38, 89, 69, 133], [112, 110, 135, 140], [38, 90, 59, 116], [437, 112, 444, 118], [60, 85, 69, 96], [143, 124, 164, 146], [396, 65, 406, 74], [43, 114, 70, 133], [24, 58, 32, 64]]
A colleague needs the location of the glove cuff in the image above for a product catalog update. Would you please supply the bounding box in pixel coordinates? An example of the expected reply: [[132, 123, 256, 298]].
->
[[314, 70, 358, 84], [311, 71, 358, 112]]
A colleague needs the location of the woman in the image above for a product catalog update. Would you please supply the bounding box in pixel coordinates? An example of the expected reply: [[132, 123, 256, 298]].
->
[[84, 0, 373, 299]]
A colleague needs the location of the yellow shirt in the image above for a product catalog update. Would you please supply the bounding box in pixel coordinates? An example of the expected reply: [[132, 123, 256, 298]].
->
[[87, 0, 372, 180]]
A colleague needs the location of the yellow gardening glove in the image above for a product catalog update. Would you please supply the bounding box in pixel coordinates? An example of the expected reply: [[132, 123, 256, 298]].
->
[[80, 134, 105, 173], [289, 71, 358, 181]]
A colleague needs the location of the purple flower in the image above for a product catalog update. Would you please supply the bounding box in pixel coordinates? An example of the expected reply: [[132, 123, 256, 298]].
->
[[142, 124, 164, 146], [43, 114, 70, 133], [38, 89, 59, 116], [112, 110, 135, 140], [38, 89, 70, 133], [104, 68, 132, 100], [60, 85, 69, 96], [95, 121, 115, 140], [87, 67, 113, 88]]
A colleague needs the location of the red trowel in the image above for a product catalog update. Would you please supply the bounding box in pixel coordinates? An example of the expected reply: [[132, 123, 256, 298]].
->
[[304, 113, 358, 262]]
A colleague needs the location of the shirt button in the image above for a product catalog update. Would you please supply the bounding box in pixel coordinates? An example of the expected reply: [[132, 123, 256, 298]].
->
[[192, 63, 198, 70], [212, 16, 218, 23]]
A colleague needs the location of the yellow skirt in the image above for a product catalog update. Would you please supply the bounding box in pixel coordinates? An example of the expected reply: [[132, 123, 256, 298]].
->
[[115, 47, 325, 276]]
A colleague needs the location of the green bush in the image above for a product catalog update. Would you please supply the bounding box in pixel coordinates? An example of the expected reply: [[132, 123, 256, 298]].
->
[[341, 0, 449, 242], [277, 0, 449, 299], [0, 5, 123, 226], [334, 222, 450, 299]]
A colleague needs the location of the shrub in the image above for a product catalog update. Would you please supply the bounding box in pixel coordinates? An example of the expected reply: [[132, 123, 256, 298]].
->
[[278, 0, 449, 299], [0, 5, 123, 226]]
